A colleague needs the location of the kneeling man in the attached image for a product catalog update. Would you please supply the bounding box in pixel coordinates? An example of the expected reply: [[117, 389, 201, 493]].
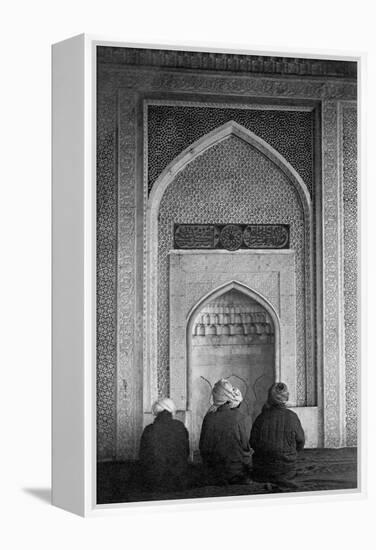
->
[[250, 382, 305, 488], [199, 378, 252, 485], [139, 397, 189, 492]]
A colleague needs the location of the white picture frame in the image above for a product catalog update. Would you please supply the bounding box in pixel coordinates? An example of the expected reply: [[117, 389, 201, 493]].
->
[[52, 34, 363, 517]]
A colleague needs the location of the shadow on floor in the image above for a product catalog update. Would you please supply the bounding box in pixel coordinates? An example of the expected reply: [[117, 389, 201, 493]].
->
[[97, 447, 358, 505], [23, 488, 51, 504]]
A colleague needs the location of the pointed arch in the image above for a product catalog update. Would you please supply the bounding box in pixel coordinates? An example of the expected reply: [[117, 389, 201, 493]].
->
[[143, 120, 313, 412], [185, 280, 281, 410], [148, 120, 312, 218]]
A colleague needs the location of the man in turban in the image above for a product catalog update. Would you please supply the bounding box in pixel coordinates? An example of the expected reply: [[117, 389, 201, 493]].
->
[[139, 397, 189, 492], [250, 382, 305, 488], [199, 379, 252, 485]]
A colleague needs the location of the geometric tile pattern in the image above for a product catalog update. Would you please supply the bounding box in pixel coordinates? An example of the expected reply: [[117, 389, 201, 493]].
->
[[96, 89, 117, 460], [148, 105, 314, 196]]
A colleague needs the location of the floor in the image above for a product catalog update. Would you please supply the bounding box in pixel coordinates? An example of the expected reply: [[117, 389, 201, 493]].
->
[[97, 447, 357, 504]]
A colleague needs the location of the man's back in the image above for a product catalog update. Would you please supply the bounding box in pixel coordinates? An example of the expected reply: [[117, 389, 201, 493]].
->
[[139, 410, 189, 490], [250, 404, 305, 481], [199, 401, 252, 482], [251, 405, 304, 460]]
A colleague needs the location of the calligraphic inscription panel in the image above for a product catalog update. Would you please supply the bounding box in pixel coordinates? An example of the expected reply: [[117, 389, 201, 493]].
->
[[174, 223, 290, 251]]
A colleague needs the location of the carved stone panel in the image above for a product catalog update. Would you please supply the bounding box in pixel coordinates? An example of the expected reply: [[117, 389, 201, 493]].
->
[[322, 101, 346, 447], [342, 102, 358, 447], [174, 223, 290, 250]]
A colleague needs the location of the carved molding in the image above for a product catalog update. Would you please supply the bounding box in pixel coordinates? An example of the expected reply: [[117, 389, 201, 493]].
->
[[98, 64, 357, 101], [322, 101, 346, 447], [98, 46, 357, 79]]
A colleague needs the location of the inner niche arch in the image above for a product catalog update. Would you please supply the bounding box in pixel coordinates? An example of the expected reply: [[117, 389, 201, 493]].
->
[[186, 281, 281, 406], [186, 281, 280, 454], [144, 120, 313, 414]]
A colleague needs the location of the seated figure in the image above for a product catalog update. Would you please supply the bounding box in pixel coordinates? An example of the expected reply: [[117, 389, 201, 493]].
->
[[139, 397, 189, 492], [199, 378, 252, 485], [250, 382, 305, 488]]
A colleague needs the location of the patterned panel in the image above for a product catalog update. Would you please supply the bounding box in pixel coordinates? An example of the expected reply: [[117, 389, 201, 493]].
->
[[158, 135, 307, 403], [116, 94, 140, 459], [148, 106, 314, 195], [96, 89, 117, 460], [343, 104, 358, 446], [322, 101, 344, 447]]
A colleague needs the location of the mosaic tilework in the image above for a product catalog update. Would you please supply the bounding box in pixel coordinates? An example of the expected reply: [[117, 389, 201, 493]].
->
[[97, 89, 117, 460], [343, 105, 358, 446], [158, 135, 307, 404], [148, 106, 314, 195]]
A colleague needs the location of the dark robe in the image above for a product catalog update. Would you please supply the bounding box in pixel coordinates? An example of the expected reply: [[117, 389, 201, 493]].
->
[[199, 401, 252, 485], [250, 404, 305, 482], [139, 410, 189, 492]]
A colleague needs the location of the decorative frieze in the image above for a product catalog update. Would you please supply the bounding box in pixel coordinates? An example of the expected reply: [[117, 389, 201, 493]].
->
[[98, 46, 357, 79], [174, 223, 290, 250], [174, 224, 220, 249], [98, 64, 357, 102]]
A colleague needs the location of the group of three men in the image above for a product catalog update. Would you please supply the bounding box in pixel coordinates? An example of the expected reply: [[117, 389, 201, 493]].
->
[[139, 379, 305, 492]]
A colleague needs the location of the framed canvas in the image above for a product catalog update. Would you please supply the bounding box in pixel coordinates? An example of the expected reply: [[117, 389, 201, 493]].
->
[[52, 35, 362, 516]]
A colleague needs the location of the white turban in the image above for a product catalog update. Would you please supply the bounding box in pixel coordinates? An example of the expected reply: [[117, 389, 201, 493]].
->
[[267, 382, 289, 407], [209, 378, 243, 412], [152, 397, 177, 416]]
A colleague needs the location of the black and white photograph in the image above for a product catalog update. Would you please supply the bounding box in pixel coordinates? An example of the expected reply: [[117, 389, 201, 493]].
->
[[96, 45, 359, 505], [4, 0, 376, 546]]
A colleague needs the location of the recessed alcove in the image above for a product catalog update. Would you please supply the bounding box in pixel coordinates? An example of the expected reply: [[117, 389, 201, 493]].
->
[[165, 249, 314, 452], [190, 288, 275, 453]]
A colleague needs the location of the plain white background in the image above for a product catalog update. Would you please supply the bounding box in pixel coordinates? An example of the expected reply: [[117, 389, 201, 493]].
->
[[1, 0, 375, 547]]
